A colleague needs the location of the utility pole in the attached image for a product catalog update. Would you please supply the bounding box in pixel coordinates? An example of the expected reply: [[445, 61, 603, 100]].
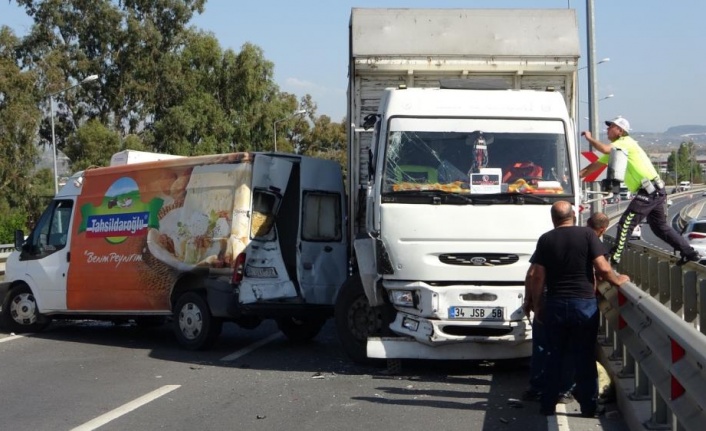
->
[[586, 0, 603, 214]]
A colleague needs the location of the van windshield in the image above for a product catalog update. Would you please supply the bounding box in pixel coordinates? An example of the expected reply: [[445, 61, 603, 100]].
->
[[381, 118, 573, 197]]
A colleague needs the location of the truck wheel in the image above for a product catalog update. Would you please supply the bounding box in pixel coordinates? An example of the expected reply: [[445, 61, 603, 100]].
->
[[334, 274, 385, 364], [1, 284, 51, 333], [172, 292, 222, 350], [276, 316, 326, 342]]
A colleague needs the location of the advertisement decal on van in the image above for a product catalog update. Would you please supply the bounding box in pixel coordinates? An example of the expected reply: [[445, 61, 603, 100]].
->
[[80, 178, 162, 243], [67, 154, 254, 311]]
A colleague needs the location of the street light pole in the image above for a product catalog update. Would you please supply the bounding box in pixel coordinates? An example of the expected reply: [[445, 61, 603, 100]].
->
[[578, 57, 609, 71], [273, 109, 307, 152], [48, 74, 99, 193], [586, 0, 603, 214]]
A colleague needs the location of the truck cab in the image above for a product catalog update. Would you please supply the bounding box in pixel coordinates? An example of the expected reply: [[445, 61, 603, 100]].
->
[[337, 86, 579, 362]]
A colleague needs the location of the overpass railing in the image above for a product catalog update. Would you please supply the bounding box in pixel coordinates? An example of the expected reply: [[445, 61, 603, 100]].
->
[[0, 243, 13, 279], [598, 198, 706, 431]]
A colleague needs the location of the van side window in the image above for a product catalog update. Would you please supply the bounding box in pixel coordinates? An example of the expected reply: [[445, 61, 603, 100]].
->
[[26, 200, 73, 257], [302, 192, 342, 241]]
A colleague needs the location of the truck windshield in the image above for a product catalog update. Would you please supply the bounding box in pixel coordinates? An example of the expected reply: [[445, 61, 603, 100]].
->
[[382, 118, 573, 197]]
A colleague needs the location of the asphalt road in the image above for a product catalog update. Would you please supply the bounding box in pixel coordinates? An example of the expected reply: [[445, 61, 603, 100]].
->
[[0, 317, 631, 431]]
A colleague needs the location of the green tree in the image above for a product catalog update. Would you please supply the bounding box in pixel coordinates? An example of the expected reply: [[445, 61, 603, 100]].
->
[[300, 114, 347, 177], [65, 119, 122, 171], [12, 0, 207, 159], [667, 141, 701, 185], [0, 26, 44, 239], [227, 43, 290, 152]]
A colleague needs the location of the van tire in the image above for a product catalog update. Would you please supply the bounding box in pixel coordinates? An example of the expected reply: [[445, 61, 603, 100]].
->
[[334, 274, 386, 364], [1, 284, 51, 333], [172, 292, 221, 350], [276, 316, 326, 342]]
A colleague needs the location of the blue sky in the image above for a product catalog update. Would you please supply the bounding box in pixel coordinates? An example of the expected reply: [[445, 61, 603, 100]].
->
[[2, 0, 705, 133]]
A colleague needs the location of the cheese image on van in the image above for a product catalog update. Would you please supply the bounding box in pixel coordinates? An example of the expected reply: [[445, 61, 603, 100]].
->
[[146, 163, 253, 271]]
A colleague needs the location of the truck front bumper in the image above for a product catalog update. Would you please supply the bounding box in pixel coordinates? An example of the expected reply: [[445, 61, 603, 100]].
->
[[367, 335, 532, 360], [366, 309, 533, 360]]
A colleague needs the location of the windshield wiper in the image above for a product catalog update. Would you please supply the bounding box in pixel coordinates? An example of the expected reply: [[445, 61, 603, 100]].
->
[[383, 189, 474, 204], [383, 190, 553, 205], [470, 193, 550, 205]]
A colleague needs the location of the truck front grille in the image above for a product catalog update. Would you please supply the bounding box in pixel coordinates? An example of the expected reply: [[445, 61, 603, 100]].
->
[[439, 253, 519, 266]]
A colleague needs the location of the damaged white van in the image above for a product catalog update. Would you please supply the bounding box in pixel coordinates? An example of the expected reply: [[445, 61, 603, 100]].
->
[[1, 152, 347, 349]]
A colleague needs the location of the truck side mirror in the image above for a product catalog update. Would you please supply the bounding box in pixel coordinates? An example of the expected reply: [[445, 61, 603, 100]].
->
[[14, 229, 24, 251]]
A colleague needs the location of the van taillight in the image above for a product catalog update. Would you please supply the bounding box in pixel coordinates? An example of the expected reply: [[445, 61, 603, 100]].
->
[[232, 253, 246, 284], [688, 233, 706, 240]]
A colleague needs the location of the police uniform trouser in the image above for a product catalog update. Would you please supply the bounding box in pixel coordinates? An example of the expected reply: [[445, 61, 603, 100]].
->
[[612, 189, 692, 263]]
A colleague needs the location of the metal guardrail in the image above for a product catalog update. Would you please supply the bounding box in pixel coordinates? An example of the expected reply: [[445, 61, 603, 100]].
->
[[1, 242, 14, 278], [597, 224, 706, 431]]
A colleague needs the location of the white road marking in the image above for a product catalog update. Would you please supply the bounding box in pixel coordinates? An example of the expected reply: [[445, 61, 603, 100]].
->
[[70, 384, 180, 431], [546, 404, 570, 431], [556, 404, 570, 430], [220, 332, 282, 361], [0, 334, 23, 343]]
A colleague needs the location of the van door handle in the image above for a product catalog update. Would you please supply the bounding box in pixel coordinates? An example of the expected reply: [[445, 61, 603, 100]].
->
[[324, 246, 332, 252]]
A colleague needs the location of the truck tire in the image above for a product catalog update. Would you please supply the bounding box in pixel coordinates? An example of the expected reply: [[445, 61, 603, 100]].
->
[[276, 316, 326, 342], [172, 291, 222, 350], [334, 274, 386, 364], [1, 284, 51, 333]]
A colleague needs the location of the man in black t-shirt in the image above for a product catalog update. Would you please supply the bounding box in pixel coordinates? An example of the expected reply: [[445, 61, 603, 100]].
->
[[524, 201, 629, 417]]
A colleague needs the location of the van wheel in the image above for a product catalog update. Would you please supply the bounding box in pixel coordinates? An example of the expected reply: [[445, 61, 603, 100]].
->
[[173, 292, 222, 350], [334, 274, 387, 364], [276, 316, 326, 342], [1, 284, 51, 333]]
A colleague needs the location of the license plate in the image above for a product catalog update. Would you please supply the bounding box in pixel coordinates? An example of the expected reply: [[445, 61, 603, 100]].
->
[[244, 265, 278, 278], [448, 306, 504, 320]]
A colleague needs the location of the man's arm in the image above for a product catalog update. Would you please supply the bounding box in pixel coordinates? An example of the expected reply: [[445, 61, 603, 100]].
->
[[523, 263, 546, 318], [593, 255, 630, 286], [579, 160, 607, 179], [582, 131, 613, 154]]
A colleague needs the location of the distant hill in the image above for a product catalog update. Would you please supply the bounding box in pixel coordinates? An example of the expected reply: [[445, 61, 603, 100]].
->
[[664, 125, 706, 136]]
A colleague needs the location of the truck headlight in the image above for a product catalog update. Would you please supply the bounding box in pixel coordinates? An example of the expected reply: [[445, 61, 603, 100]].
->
[[389, 290, 415, 307]]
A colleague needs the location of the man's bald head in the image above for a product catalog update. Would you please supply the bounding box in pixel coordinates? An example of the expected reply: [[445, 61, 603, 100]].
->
[[551, 201, 575, 227]]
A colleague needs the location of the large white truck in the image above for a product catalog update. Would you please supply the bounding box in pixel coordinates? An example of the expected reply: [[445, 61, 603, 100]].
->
[[334, 8, 581, 362]]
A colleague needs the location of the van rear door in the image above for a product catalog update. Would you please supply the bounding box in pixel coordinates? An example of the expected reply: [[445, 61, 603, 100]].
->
[[238, 155, 299, 302], [297, 158, 347, 305]]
